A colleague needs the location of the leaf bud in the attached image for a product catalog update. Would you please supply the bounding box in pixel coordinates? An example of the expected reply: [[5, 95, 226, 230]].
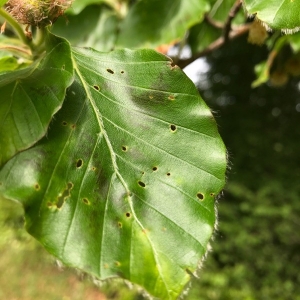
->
[[5, 0, 73, 27]]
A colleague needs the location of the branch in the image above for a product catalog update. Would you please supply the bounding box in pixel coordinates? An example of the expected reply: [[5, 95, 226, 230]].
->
[[223, 0, 243, 42], [175, 24, 251, 69], [205, 14, 224, 29]]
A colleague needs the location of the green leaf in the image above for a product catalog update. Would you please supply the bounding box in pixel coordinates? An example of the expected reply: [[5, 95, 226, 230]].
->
[[68, 0, 118, 15], [0, 33, 74, 167], [0, 55, 30, 72], [53, 5, 119, 51], [0, 0, 8, 6], [252, 61, 269, 88], [117, 0, 210, 48], [243, 0, 300, 32], [188, 22, 222, 55], [0, 48, 226, 299]]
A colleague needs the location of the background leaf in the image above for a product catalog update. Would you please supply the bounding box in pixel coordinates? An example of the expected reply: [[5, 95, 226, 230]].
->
[[243, 0, 300, 32], [53, 5, 119, 51], [68, 0, 118, 15], [0, 33, 73, 167], [0, 48, 226, 299], [116, 0, 210, 48]]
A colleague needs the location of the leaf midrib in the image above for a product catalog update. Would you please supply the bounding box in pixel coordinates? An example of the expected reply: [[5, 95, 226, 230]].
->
[[72, 52, 172, 296]]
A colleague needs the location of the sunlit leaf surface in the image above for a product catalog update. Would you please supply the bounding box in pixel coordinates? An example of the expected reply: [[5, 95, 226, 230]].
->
[[0, 48, 226, 299]]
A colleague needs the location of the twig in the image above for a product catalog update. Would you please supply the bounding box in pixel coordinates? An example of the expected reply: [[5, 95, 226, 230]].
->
[[0, 45, 32, 58], [175, 24, 251, 69], [223, 0, 243, 42], [205, 14, 224, 29]]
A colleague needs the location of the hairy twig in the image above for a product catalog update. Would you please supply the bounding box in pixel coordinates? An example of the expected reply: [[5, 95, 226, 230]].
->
[[175, 24, 251, 69], [223, 0, 243, 42]]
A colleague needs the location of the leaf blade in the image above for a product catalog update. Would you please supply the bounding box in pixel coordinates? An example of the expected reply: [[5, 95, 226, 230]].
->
[[116, 0, 210, 48], [0, 33, 74, 166], [243, 0, 300, 32], [0, 48, 226, 299]]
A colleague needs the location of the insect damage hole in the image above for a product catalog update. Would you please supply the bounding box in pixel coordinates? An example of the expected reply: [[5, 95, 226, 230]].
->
[[107, 68, 114, 74], [34, 183, 40, 190], [62, 121, 68, 126], [170, 124, 177, 132], [76, 159, 83, 168], [197, 193, 204, 200], [126, 212, 131, 218], [82, 198, 90, 205], [120, 70, 124, 74], [166, 172, 171, 176], [168, 95, 175, 100], [93, 85, 100, 91], [121, 146, 127, 152], [152, 166, 158, 171], [138, 181, 146, 187]]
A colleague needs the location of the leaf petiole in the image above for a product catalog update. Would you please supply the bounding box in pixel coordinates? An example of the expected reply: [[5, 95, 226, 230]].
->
[[0, 7, 32, 50]]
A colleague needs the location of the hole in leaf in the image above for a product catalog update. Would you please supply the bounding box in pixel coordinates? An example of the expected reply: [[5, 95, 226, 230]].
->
[[210, 193, 215, 197], [122, 146, 127, 151], [197, 193, 204, 200], [62, 121, 68, 126], [34, 183, 40, 190], [118, 222, 122, 228], [76, 159, 83, 168], [62, 65, 65, 70], [186, 268, 194, 277], [56, 182, 74, 208], [141, 171, 145, 175], [93, 85, 100, 91], [121, 71, 124, 74], [107, 68, 114, 74], [168, 95, 175, 100], [169, 62, 177, 70], [91, 167, 96, 171], [82, 198, 90, 205], [152, 166, 158, 171], [138, 181, 146, 187], [167, 172, 171, 176], [71, 124, 76, 129], [170, 124, 177, 131], [126, 212, 131, 218], [67, 182, 74, 189]]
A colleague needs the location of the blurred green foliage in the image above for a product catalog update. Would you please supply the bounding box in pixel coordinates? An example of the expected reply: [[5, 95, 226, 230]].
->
[[187, 35, 300, 300]]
